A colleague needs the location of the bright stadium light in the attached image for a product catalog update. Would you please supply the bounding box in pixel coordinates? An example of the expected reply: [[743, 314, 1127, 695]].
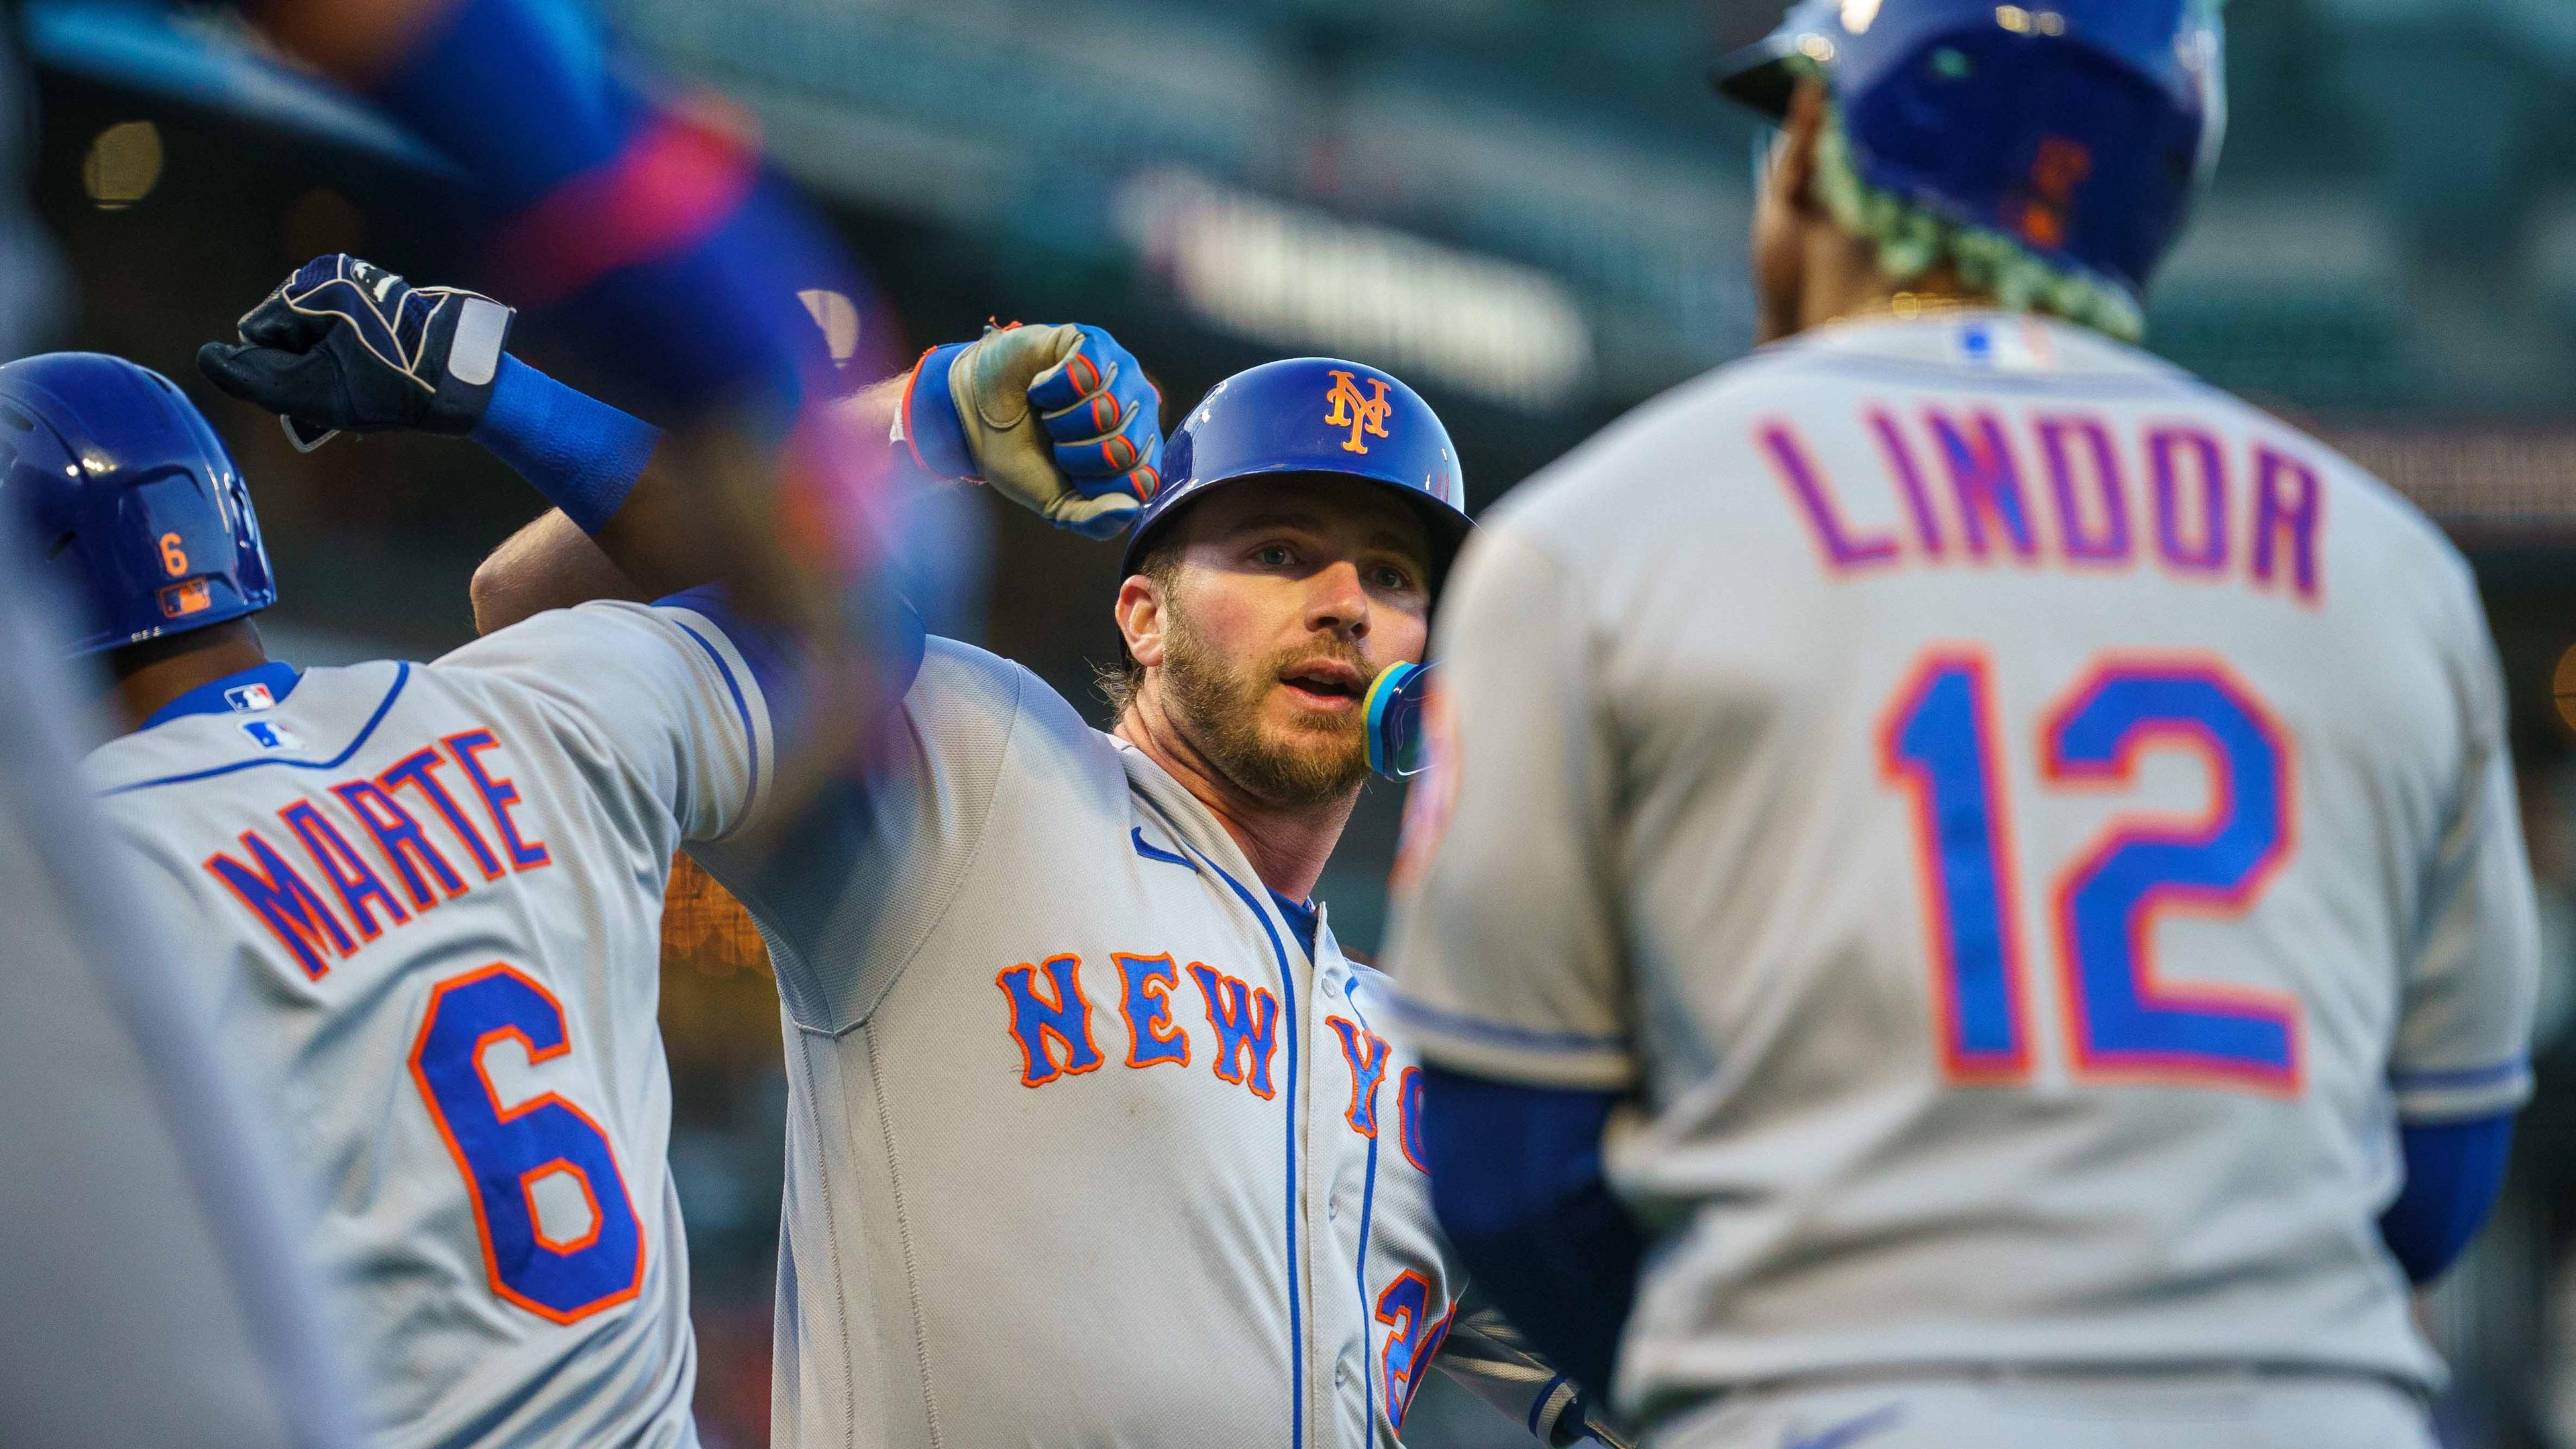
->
[[1115, 170, 1595, 413], [82, 120, 162, 211]]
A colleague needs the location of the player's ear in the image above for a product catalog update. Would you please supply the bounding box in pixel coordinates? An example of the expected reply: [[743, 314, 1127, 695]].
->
[[1773, 78, 1829, 219], [1116, 573, 1168, 669]]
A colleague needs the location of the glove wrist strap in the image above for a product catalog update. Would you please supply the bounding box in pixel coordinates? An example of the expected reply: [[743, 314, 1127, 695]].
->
[[472, 356, 661, 535], [897, 343, 979, 481]]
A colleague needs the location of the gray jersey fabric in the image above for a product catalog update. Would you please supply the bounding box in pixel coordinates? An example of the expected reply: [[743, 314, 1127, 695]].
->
[[0, 549, 358, 1448], [1649, 1371, 2434, 1449], [1387, 314, 2539, 1422], [84, 600, 775, 1449], [696, 636, 1588, 1449]]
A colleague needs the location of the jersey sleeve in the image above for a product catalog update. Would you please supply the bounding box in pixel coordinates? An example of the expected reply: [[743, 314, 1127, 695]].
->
[[438, 596, 784, 843], [1385, 525, 1634, 1089], [2390, 583, 2540, 1123], [687, 637, 1036, 1034]]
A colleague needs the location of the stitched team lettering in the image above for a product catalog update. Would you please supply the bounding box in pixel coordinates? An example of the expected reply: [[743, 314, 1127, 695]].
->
[[1764, 407, 2326, 603], [999, 953, 1413, 1147], [203, 729, 550, 978]]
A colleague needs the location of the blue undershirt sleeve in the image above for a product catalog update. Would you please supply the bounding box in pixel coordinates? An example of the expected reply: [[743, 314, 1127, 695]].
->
[[1420, 1065, 1644, 1398], [472, 354, 660, 534], [2379, 1111, 2515, 1285]]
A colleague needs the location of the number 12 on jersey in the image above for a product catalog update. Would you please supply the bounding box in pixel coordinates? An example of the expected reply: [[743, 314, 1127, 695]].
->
[[1880, 651, 2301, 1094]]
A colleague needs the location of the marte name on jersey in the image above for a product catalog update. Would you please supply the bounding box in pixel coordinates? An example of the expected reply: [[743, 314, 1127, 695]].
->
[[203, 729, 551, 978]]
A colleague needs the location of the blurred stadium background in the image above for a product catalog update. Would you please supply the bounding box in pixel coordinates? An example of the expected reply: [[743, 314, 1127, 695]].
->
[[21, 0, 2576, 1444]]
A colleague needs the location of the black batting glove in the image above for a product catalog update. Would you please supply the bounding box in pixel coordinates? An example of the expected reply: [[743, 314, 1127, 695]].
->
[[197, 254, 517, 449]]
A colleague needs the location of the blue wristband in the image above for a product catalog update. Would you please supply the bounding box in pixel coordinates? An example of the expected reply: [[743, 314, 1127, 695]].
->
[[472, 354, 661, 534], [900, 342, 977, 480]]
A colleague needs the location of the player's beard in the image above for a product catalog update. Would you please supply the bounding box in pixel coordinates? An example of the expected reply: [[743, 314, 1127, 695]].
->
[[1159, 608, 1371, 808]]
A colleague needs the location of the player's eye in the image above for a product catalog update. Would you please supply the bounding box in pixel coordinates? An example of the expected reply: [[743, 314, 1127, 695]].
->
[[1371, 564, 1415, 593], [1251, 544, 1294, 568]]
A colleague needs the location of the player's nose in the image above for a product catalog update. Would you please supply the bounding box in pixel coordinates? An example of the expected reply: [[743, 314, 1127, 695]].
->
[[1304, 557, 1371, 641]]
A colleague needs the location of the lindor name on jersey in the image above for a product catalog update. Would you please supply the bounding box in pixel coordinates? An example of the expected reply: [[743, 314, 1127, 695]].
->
[[203, 729, 551, 977], [1765, 405, 2325, 604]]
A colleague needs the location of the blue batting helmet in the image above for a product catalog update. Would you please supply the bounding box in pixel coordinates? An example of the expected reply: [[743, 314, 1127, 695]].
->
[[1713, 0, 2226, 304], [1121, 358, 1471, 586], [0, 352, 275, 655]]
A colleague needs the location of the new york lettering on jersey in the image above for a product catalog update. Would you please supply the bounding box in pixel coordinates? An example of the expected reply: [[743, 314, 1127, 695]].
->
[[85, 599, 773, 1449], [1389, 312, 2535, 1409], [991, 945, 1460, 1433]]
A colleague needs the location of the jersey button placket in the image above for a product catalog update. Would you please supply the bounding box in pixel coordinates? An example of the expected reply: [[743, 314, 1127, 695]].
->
[[1303, 942, 1359, 1441]]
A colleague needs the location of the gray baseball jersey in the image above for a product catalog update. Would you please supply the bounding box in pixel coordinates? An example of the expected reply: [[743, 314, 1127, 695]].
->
[[692, 636, 1589, 1448], [0, 552, 358, 1449], [1386, 313, 2538, 1415], [84, 596, 778, 1449]]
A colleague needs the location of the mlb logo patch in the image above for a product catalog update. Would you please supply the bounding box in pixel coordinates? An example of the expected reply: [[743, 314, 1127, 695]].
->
[[224, 682, 276, 712], [241, 720, 301, 751], [1953, 319, 2057, 372], [159, 578, 212, 618]]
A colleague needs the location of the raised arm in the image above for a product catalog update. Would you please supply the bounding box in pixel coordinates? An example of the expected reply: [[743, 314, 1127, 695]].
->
[[469, 508, 637, 634], [197, 262, 1165, 635], [465, 376, 908, 634]]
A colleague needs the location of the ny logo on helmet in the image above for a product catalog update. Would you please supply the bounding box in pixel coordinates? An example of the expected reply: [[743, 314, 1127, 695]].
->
[[1324, 371, 1392, 455]]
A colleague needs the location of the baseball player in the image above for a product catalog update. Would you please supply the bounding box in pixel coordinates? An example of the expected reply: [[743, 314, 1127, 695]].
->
[[468, 345, 1625, 1446], [46, 251, 1156, 1445], [0, 1, 885, 1441], [1384, 3, 2538, 1447]]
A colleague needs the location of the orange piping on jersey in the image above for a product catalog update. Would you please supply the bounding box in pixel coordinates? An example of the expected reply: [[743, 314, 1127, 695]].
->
[[443, 731, 552, 871], [204, 828, 357, 979], [996, 955, 1106, 1087], [2039, 653, 2305, 1098], [1878, 647, 2036, 1085], [280, 800, 412, 940], [1113, 952, 1193, 1069], [2033, 412, 2135, 570], [2251, 446, 2326, 607], [1922, 407, 2041, 565], [333, 777, 471, 909], [520, 1157, 609, 1256], [1759, 419, 1900, 575], [411, 963, 648, 1326], [2145, 424, 2231, 578], [380, 746, 506, 881]]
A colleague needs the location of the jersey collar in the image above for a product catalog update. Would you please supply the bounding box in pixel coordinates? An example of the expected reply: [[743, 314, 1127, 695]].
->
[[139, 660, 303, 732], [1764, 308, 2184, 379], [1268, 889, 1321, 963]]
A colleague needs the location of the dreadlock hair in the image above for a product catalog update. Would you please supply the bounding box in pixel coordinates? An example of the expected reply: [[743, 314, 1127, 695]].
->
[[1799, 66, 2149, 342]]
